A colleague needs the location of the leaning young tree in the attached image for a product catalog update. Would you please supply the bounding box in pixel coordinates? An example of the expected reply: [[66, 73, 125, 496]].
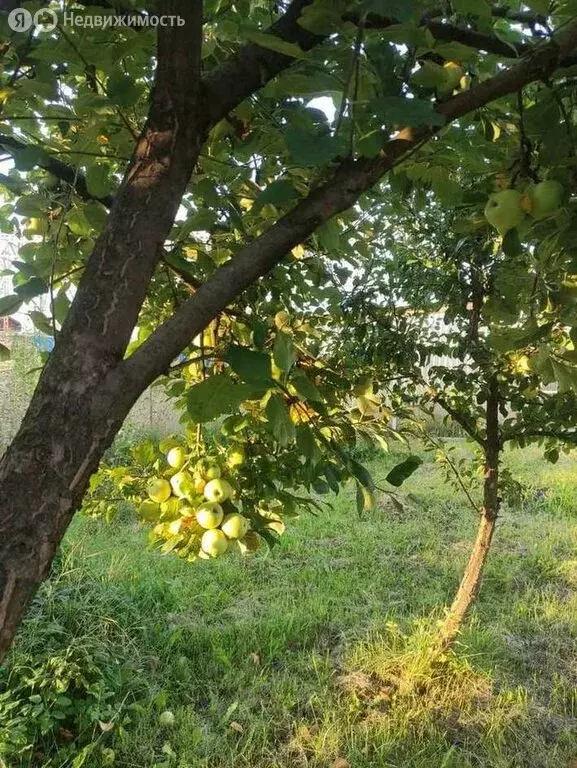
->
[[0, 0, 577, 660], [340, 183, 577, 651]]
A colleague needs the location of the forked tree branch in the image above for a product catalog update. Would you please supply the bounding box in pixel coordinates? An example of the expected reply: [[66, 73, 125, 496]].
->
[[119, 17, 577, 392]]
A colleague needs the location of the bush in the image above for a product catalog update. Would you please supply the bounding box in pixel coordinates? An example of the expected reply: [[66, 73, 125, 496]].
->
[[0, 545, 150, 767]]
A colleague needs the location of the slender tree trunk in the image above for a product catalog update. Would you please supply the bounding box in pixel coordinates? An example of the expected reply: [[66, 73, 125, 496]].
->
[[438, 378, 500, 653]]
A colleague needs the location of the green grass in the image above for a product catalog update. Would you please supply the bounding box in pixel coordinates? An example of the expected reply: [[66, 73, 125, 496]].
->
[[6, 442, 577, 767]]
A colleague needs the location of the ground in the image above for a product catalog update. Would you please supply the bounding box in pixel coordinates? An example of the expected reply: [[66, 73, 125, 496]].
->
[[4, 441, 577, 767]]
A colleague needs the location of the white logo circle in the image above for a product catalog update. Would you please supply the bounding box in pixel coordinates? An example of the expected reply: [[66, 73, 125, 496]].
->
[[7, 8, 33, 32], [33, 8, 58, 32]]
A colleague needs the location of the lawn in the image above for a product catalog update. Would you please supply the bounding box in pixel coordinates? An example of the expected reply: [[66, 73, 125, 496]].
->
[[4, 442, 577, 767]]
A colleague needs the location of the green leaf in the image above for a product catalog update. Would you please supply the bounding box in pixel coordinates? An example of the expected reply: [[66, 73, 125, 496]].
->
[[29, 311, 53, 335], [451, 0, 491, 16], [66, 208, 93, 237], [85, 163, 112, 198], [107, 71, 142, 108], [317, 219, 341, 253], [265, 394, 295, 446], [297, 3, 344, 34], [356, 483, 375, 514], [0, 343, 10, 362], [525, 0, 549, 12], [291, 369, 323, 403], [502, 229, 523, 258], [349, 457, 374, 490], [225, 345, 272, 387], [385, 455, 422, 487], [186, 374, 252, 423], [0, 294, 22, 316], [372, 96, 445, 127], [14, 276, 48, 301], [273, 331, 296, 374], [83, 202, 108, 233], [296, 423, 320, 463], [324, 463, 340, 494], [361, 0, 415, 21], [253, 180, 299, 212], [284, 126, 340, 167], [243, 30, 306, 59]]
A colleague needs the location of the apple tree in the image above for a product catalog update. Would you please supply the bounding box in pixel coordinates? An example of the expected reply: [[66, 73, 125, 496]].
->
[[336, 159, 577, 649], [0, 0, 576, 661]]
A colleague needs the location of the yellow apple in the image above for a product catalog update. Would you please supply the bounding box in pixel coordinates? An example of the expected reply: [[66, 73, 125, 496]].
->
[[221, 513, 250, 540], [204, 478, 234, 503], [201, 528, 229, 557], [167, 446, 186, 470], [147, 478, 171, 504], [195, 501, 224, 529]]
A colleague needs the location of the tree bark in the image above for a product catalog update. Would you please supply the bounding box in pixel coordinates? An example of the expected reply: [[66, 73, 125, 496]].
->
[[0, 10, 576, 663], [438, 378, 501, 653]]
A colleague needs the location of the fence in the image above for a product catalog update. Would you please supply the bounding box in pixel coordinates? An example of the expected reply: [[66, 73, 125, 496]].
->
[[0, 333, 182, 452]]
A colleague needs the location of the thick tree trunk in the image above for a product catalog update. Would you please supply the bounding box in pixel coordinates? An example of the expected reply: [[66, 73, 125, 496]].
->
[[438, 379, 500, 653], [0, 0, 206, 662]]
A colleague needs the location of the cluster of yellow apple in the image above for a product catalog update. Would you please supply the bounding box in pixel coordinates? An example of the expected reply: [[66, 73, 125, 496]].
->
[[484, 180, 565, 236], [138, 444, 265, 561]]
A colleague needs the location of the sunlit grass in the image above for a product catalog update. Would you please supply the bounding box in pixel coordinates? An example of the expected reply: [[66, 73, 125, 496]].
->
[[6, 441, 577, 766]]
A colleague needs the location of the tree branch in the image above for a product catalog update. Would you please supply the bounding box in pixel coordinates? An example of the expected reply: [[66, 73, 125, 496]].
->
[[345, 13, 532, 59], [504, 429, 577, 445], [118, 17, 577, 392], [432, 393, 485, 446], [0, 133, 115, 207], [202, 0, 327, 127]]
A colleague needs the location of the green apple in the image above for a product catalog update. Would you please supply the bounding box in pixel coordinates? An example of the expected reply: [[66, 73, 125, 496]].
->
[[443, 61, 463, 91], [137, 500, 160, 521], [201, 528, 229, 557], [528, 180, 564, 220], [167, 446, 186, 470], [147, 477, 171, 504], [170, 471, 195, 499], [24, 217, 49, 236], [484, 189, 525, 235], [221, 513, 250, 540], [204, 463, 222, 480], [159, 710, 175, 727], [204, 478, 234, 503], [410, 60, 447, 91], [226, 446, 245, 468], [195, 501, 224, 529]]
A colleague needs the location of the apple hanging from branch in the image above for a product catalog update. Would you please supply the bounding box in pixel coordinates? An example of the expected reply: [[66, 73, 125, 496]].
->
[[484, 189, 525, 235]]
